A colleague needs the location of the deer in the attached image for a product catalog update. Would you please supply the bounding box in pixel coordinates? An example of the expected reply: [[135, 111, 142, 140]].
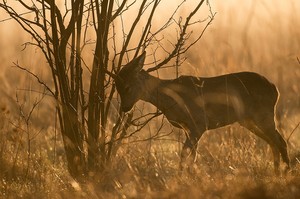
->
[[115, 51, 290, 173]]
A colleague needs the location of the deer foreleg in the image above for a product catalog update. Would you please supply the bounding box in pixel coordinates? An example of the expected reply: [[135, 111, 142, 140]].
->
[[180, 136, 199, 170]]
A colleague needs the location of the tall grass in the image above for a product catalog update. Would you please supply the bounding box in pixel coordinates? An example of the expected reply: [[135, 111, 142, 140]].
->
[[1, 0, 300, 198]]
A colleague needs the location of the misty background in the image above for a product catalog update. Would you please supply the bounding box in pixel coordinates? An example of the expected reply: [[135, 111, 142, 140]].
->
[[1, 0, 299, 128]]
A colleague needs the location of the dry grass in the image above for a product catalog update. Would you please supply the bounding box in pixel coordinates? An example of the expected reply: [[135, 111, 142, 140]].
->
[[1, 0, 300, 198], [1, 104, 300, 198]]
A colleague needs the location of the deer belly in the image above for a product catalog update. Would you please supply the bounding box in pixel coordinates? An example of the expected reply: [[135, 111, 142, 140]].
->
[[204, 103, 243, 129], [160, 91, 246, 130]]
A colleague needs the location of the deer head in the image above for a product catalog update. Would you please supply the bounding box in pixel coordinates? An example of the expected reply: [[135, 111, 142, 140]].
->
[[115, 52, 146, 112]]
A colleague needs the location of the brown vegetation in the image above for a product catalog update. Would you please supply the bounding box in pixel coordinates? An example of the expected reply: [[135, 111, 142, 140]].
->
[[1, 0, 300, 198]]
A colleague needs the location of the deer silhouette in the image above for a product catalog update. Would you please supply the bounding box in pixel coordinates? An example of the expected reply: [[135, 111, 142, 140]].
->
[[115, 51, 290, 172]]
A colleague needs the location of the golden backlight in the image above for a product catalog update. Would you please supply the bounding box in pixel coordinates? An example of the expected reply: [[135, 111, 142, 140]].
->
[[1, 1, 300, 198], [1, 0, 299, 108]]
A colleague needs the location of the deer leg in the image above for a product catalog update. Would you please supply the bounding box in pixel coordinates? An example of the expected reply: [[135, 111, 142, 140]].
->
[[239, 120, 281, 173], [180, 132, 200, 170], [271, 146, 280, 174], [255, 115, 290, 170], [266, 129, 290, 170], [275, 130, 290, 168]]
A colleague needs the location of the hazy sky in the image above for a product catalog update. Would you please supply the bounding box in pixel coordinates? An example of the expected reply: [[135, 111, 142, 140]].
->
[[0, 0, 299, 74]]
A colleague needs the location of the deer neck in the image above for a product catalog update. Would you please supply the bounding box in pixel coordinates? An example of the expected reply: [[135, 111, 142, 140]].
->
[[139, 70, 169, 110]]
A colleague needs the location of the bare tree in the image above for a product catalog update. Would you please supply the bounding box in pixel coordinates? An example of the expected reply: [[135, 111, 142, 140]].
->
[[0, 0, 214, 180]]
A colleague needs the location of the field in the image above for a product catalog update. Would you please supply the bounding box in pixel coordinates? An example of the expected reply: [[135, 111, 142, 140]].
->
[[1, 0, 300, 198]]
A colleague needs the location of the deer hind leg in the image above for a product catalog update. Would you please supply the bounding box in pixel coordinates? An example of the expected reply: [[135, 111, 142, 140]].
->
[[272, 130, 290, 169], [255, 112, 290, 169], [239, 120, 281, 173], [262, 130, 289, 173], [258, 124, 290, 170]]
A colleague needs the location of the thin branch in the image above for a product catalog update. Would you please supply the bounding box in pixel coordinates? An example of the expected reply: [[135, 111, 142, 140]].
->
[[147, 0, 206, 72], [287, 122, 300, 142], [13, 62, 55, 97], [117, 0, 147, 70], [182, 12, 216, 54], [111, 0, 130, 21], [134, 0, 160, 58]]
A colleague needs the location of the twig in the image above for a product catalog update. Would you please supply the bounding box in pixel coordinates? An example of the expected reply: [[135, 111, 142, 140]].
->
[[147, 0, 207, 72], [12, 62, 55, 97], [287, 122, 300, 142]]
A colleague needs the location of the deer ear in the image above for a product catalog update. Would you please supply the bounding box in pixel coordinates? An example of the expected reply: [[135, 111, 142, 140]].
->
[[121, 51, 146, 73], [136, 51, 146, 72]]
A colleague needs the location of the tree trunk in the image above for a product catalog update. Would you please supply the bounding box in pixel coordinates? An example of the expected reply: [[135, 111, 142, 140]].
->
[[60, 104, 86, 179]]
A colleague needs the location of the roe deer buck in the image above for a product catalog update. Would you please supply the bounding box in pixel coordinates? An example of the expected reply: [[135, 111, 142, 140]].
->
[[115, 51, 290, 172]]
